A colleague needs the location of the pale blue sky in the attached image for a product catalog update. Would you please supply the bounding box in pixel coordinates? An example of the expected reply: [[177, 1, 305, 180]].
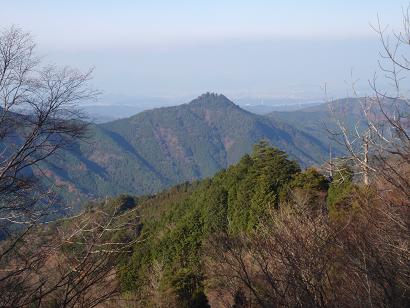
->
[[2, 0, 408, 100]]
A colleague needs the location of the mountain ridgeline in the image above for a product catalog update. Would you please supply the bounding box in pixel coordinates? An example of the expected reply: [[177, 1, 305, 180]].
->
[[47, 93, 334, 203]]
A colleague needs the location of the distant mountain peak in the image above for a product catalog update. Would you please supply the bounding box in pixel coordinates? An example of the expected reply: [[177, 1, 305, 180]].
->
[[189, 92, 237, 108]]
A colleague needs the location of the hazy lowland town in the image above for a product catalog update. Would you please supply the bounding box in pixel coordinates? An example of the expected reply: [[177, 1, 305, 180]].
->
[[0, 1, 409, 307]]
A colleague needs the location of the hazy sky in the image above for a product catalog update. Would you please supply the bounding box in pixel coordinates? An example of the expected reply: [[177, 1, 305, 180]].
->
[[2, 0, 408, 101]]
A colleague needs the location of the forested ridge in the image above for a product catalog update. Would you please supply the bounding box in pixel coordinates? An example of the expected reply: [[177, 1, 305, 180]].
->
[[116, 142, 321, 306], [85, 141, 408, 307], [43, 93, 335, 205], [2, 138, 408, 306]]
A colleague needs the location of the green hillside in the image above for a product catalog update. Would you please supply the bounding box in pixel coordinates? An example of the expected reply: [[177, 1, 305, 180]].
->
[[46, 93, 331, 203], [111, 141, 408, 307], [117, 142, 326, 306]]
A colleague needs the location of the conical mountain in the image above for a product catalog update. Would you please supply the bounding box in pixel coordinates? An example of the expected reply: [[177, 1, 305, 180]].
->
[[44, 93, 330, 203]]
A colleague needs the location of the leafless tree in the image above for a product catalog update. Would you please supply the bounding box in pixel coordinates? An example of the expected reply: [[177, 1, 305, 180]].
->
[[0, 26, 138, 307], [326, 7, 410, 203], [0, 200, 139, 307], [0, 26, 98, 225]]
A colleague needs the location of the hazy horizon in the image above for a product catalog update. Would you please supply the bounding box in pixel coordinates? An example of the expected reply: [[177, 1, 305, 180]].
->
[[3, 0, 407, 102]]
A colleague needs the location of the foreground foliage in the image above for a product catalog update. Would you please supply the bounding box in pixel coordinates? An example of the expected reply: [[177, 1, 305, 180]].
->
[[115, 142, 409, 307]]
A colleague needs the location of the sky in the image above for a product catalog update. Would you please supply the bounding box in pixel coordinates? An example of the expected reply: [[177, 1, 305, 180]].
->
[[2, 0, 408, 102]]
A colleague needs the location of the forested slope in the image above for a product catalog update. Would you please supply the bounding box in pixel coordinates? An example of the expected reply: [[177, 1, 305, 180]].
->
[[45, 93, 331, 203]]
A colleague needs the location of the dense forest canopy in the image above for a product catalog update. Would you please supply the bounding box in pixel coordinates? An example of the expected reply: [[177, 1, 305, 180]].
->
[[109, 142, 408, 307]]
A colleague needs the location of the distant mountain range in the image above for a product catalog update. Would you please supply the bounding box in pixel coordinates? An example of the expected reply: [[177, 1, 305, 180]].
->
[[44, 93, 348, 204]]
